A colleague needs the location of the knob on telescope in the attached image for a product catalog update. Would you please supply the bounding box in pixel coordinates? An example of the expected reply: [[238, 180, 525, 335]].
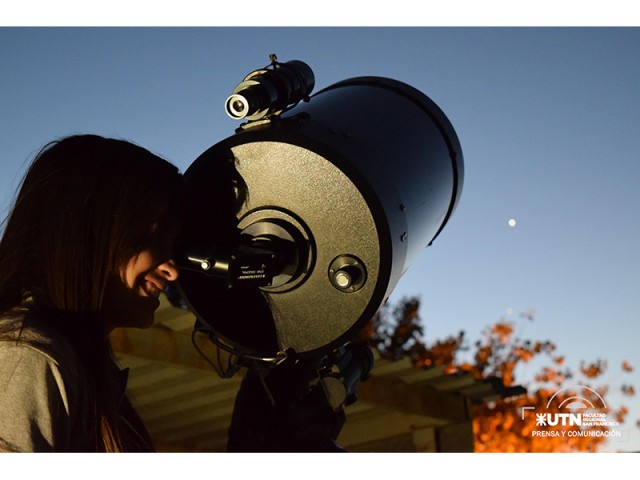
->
[[225, 57, 315, 121]]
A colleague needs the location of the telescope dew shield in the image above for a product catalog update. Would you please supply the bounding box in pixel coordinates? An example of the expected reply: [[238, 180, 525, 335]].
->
[[179, 76, 463, 359]]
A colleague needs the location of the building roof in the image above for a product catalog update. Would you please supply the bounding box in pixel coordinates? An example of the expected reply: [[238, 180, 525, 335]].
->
[[110, 294, 523, 452]]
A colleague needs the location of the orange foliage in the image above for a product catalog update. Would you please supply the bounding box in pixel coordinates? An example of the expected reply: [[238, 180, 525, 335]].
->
[[367, 296, 636, 453], [534, 367, 566, 385], [622, 384, 636, 396], [580, 359, 607, 379], [491, 322, 513, 345]]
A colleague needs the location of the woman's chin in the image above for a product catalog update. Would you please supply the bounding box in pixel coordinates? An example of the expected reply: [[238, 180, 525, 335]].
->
[[106, 296, 160, 331]]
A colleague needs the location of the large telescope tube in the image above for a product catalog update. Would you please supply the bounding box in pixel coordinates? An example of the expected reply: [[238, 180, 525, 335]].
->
[[178, 75, 463, 359]]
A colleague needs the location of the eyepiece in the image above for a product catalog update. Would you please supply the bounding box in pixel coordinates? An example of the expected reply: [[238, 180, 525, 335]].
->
[[225, 94, 251, 119]]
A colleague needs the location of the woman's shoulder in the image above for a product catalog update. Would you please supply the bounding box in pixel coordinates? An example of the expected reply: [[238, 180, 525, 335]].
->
[[0, 312, 83, 378], [0, 312, 90, 452]]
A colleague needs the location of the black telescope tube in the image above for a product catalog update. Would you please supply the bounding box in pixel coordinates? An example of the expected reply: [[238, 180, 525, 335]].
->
[[182, 72, 463, 359]]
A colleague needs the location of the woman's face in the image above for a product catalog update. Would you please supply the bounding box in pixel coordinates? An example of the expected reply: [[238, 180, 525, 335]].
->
[[104, 249, 179, 332]]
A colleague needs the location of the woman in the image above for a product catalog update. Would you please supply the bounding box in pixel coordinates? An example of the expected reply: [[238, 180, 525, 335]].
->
[[0, 135, 186, 452]]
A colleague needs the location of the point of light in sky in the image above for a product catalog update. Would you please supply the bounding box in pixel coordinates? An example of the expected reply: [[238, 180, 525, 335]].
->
[[508, 218, 517, 227]]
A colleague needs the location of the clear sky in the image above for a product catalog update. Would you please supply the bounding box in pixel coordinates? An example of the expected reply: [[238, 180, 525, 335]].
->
[[1, 25, 639, 454]]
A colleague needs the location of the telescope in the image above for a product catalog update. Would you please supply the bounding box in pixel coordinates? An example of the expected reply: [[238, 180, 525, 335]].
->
[[176, 55, 464, 368]]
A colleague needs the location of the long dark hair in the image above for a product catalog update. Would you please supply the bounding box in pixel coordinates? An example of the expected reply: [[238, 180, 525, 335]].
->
[[0, 134, 186, 451]]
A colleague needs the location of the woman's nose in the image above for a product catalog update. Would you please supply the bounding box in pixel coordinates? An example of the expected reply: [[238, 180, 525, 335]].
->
[[157, 259, 179, 281]]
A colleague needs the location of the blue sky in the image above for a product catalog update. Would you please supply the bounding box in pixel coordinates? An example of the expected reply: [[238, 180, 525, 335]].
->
[[1, 26, 639, 453]]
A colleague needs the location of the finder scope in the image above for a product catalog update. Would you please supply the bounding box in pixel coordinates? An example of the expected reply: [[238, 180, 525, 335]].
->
[[225, 57, 315, 121]]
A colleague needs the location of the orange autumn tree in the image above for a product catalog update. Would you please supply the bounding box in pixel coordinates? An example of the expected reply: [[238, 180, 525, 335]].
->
[[367, 296, 635, 452]]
